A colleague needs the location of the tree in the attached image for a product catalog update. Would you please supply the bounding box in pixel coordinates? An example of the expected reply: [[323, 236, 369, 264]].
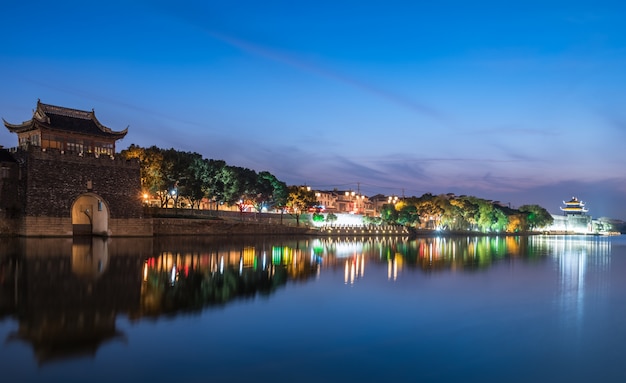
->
[[205, 159, 227, 210], [518, 205, 554, 230], [253, 171, 288, 213], [326, 212, 338, 224], [415, 199, 444, 229], [286, 186, 318, 226], [185, 153, 208, 209], [380, 203, 398, 223], [120, 144, 166, 206], [397, 204, 418, 226], [506, 214, 526, 233]]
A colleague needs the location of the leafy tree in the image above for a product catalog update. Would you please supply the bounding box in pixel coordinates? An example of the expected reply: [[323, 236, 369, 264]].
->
[[326, 212, 338, 224], [415, 199, 444, 229], [491, 207, 508, 232], [397, 204, 418, 226], [253, 171, 288, 213], [380, 203, 398, 223], [286, 186, 318, 226], [120, 144, 166, 206], [217, 165, 244, 206], [205, 159, 227, 209], [506, 214, 526, 233], [518, 204, 554, 230], [233, 167, 259, 213], [312, 213, 325, 222]]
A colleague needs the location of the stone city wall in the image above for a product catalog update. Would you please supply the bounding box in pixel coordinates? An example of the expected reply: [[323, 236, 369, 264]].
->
[[152, 218, 314, 236], [14, 148, 142, 219]]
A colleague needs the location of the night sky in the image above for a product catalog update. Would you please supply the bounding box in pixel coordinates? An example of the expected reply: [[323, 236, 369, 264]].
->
[[1, 1, 625, 219]]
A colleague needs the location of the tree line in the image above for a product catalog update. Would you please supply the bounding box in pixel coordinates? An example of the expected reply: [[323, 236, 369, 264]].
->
[[121, 144, 553, 232], [120, 145, 317, 218], [375, 193, 553, 233]]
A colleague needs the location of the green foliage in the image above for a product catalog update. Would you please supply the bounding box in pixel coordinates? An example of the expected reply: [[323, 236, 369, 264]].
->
[[397, 205, 418, 225], [312, 213, 325, 222], [380, 203, 398, 223], [326, 212, 338, 223], [121, 144, 287, 212], [384, 194, 552, 233], [286, 186, 318, 226], [122, 145, 555, 234], [362, 215, 382, 225], [518, 204, 554, 230]]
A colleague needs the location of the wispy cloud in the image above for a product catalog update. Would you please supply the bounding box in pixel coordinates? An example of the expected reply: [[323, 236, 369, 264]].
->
[[156, 5, 446, 124]]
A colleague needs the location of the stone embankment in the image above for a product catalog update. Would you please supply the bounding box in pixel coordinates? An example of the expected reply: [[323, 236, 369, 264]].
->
[[152, 218, 315, 236]]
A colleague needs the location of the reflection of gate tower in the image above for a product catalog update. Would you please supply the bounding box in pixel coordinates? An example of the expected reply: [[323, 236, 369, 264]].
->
[[2, 100, 151, 236]]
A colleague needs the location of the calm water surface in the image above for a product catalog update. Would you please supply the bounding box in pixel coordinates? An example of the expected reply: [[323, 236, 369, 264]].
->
[[1, 234, 625, 383]]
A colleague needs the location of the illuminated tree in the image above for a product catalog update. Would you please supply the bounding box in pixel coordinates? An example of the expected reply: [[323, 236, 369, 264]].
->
[[120, 145, 166, 206], [415, 199, 444, 229], [506, 214, 526, 233], [286, 186, 318, 226], [253, 171, 288, 213], [380, 203, 398, 223], [326, 212, 338, 224], [397, 204, 418, 226], [518, 205, 553, 230]]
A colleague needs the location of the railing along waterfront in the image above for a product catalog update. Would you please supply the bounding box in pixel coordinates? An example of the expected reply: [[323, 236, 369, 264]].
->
[[318, 224, 408, 236]]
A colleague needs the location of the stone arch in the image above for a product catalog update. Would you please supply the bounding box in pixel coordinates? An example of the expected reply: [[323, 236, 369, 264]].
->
[[71, 193, 110, 236]]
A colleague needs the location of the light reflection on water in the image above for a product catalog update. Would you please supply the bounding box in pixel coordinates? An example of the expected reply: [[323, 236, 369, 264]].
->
[[531, 235, 613, 343], [1, 234, 625, 383]]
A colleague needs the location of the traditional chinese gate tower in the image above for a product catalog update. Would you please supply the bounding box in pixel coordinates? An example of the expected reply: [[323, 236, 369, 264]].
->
[[1, 100, 151, 236], [558, 196, 592, 234]]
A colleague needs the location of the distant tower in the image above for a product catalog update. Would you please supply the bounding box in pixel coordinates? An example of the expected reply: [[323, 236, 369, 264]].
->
[[560, 197, 589, 216]]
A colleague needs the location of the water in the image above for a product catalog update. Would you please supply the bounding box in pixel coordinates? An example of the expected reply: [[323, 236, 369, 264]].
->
[[1, 234, 625, 383]]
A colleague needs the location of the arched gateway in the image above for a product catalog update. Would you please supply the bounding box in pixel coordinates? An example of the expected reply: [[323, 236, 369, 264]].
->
[[72, 193, 110, 236], [2, 100, 152, 237]]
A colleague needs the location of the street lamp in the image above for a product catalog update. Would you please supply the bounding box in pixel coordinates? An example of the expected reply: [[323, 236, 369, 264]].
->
[[345, 190, 366, 214]]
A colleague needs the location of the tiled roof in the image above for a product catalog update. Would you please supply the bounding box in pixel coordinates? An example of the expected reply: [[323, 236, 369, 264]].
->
[[45, 112, 120, 137], [4, 101, 127, 139]]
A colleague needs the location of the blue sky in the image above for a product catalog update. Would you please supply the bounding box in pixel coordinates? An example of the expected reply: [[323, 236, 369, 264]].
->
[[2, 1, 625, 219]]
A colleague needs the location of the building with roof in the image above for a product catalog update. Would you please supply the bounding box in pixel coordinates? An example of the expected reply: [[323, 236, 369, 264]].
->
[[547, 196, 593, 234], [1, 101, 151, 237], [3, 100, 127, 156], [559, 196, 589, 215]]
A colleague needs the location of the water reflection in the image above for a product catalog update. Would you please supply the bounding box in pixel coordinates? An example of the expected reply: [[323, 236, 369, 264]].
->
[[138, 236, 320, 317], [0, 237, 149, 365], [530, 235, 612, 336], [311, 235, 533, 281], [72, 236, 109, 279], [0, 234, 619, 369]]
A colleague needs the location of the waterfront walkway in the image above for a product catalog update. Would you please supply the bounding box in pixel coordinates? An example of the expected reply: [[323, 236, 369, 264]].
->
[[317, 224, 408, 236]]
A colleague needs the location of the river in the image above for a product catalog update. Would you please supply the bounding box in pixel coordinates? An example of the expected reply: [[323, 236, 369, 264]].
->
[[1, 234, 625, 382]]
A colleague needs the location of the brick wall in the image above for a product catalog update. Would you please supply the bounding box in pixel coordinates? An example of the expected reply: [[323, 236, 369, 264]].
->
[[0, 151, 20, 218], [109, 218, 153, 237], [14, 148, 142, 219]]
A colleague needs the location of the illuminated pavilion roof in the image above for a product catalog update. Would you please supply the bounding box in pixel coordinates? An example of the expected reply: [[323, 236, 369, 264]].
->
[[560, 197, 589, 214]]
